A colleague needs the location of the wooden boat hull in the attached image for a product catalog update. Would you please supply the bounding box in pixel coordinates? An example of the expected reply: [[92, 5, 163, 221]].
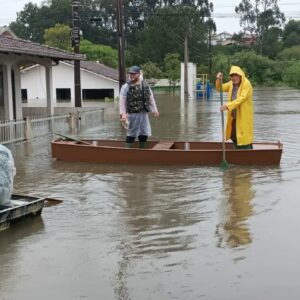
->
[[0, 194, 46, 231], [51, 139, 283, 166]]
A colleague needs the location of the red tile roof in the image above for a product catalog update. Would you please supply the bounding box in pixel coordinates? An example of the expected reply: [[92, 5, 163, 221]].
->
[[0, 35, 83, 60]]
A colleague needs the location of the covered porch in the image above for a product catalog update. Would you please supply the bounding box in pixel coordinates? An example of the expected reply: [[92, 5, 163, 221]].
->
[[0, 35, 83, 121]]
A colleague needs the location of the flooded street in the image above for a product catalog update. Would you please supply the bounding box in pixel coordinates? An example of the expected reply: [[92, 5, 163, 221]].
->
[[0, 87, 300, 299]]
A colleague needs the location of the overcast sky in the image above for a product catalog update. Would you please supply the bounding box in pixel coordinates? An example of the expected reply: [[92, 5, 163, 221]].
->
[[212, 0, 300, 33], [0, 0, 299, 34]]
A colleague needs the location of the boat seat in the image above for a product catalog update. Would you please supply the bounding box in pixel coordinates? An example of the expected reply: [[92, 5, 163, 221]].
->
[[11, 200, 27, 206], [253, 144, 278, 150], [152, 142, 174, 150]]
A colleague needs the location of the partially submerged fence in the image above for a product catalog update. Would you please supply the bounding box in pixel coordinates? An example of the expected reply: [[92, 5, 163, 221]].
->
[[0, 108, 105, 144], [0, 119, 25, 144]]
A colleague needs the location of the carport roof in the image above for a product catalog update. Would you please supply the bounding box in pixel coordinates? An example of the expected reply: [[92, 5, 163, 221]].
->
[[0, 35, 83, 60]]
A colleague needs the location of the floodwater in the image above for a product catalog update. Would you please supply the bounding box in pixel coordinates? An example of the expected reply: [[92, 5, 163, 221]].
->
[[0, 87, 300, 299]]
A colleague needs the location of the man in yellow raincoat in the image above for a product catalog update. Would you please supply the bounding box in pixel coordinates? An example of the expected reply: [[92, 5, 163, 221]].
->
[[216, 66, 253, 149]]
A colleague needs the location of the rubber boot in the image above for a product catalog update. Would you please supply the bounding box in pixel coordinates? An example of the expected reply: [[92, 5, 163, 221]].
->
[[125, 143, 133, 148], [139, 142, 147, 149]]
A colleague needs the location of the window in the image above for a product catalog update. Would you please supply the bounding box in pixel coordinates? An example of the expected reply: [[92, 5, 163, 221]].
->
[[56, 88, 71, 102], [21, 89, 28, 103], [82, 89, 114, 101]]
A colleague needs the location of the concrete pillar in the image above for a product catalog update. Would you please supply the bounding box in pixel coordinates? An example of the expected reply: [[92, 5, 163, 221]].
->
[[0, 66, 4, 109], [2, 63, 14, 121], [68, 112, 76, 130], [13, 65, 23, 120], [45, 65, 54, 116], [180, 62, 197, 101], [25, 116, 33, 140]]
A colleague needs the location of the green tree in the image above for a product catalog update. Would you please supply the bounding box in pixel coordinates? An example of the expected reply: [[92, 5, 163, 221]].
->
[[9, 2, 43, 42], [122, 0, 214, 48], [134, 5, 213, 66], [10, 0, 72, 43], [235, 0, 285, 55], [211, 54, 231, 82], [231, 50, 278, 85], [44, 24, 72, 51], [80, 0, 117, 47], [164, 53, 180, 92], [282, 61, 300, 88], [141, 62, 163, 79], [80, 39, 118, 68], [261, 27, 282, 59], [282, 20, 300, 48], [278, 45, 300, 61]]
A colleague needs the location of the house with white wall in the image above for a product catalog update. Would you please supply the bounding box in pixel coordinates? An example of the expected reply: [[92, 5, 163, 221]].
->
[[21, 60, 119, 107], [211, 31, 234, 46]]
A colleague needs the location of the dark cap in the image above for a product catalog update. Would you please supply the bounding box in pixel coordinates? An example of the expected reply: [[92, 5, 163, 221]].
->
[[128, 66, 140, 74]]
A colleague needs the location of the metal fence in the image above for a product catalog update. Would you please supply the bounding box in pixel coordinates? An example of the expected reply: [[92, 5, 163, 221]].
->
[[0, 108, 105, 144], [83, 108, 105, 128], [0, 119, 25, 144]]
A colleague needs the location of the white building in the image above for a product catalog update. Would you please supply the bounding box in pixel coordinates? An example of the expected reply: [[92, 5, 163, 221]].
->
[[21, 60, 119, 107], [211, 31, 234, 46]]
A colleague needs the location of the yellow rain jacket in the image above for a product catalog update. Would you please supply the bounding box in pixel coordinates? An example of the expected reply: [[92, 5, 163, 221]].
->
[[216, 66, 254, 146]]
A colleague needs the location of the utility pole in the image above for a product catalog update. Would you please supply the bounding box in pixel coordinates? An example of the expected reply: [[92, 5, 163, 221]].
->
[[72, 0, 82, 107], [116, 0, 126, 90], [184, 32, 189, 101], [208, 29, 212, 81]]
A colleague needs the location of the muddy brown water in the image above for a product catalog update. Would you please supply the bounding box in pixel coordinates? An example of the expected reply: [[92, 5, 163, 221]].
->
[[0, 87, 299, 299]]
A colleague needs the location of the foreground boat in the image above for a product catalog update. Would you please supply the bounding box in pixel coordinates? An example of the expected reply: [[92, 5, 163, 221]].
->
[[51, 138, 283, 166], [0, 194, 46, 231]]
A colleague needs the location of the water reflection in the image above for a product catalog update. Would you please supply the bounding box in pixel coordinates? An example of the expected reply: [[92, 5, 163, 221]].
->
[[118, 169, 198, 257], [0, 217, 45, 290], [0, 217, 44, 252], [216, 168, 255, 248], [113, 168, 201, 299]]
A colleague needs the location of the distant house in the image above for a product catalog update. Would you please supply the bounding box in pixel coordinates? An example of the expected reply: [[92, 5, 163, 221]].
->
[[21, 60, 119, 107], [211, 31, 234, 46], [243, 34, 257, 46], [0, 26, 17, 38]]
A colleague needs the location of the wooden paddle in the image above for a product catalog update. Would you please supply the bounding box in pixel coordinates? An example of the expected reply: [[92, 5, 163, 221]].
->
[[12, 194, 63, 207], [219, 75, 229, 169], [44, 198, 63, 207], [54, 132, 92, 145]]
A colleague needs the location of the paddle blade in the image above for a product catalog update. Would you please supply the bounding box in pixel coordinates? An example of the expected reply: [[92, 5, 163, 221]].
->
[[44, 198, 63, 207], [220, 159, 229, 170]]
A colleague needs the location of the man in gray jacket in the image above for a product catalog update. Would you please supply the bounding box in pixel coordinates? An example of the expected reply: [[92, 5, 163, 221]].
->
[[119, 66, 159, 148]]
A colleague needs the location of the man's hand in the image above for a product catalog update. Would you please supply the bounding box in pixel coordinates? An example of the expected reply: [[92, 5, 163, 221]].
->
[[120, 113, 127, 121], [216, 72, 223, 80], [220, 105, 228, 111], [153, 111, 159, 117]]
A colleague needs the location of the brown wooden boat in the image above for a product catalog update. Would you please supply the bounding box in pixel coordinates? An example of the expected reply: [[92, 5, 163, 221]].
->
[[51, 138, 283, 166]]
